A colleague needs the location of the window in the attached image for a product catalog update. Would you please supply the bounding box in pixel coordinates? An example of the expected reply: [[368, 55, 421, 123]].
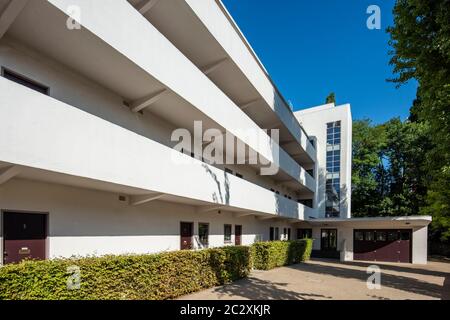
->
[[355, 231, 364, 241], [225, 168, 233, 174], [388, 231, 398, 241], [325, 121, 342, 217], [400, 231, 411, 241], [287, 228, 291, 240], [235, 172, 243, 179], [325, 205, 340, 218], [376, 231, 387, 241], [275, 227, 279, 240], [224, 224, 232, 243], [198, 223, 209, 247], [297, 228, 312, 239], [270, 227, 274, 241], [283, 228, 287, 240], [364, 231, 374, 241], [2, 68, 49, 95]]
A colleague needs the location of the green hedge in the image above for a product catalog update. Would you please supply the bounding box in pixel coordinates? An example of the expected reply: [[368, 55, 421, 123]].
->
[[0, 240, 313, 300], [251, 239, 313, 270], [0, 246, 251, 300]]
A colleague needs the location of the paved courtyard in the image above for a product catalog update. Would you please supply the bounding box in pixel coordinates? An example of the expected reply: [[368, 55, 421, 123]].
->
[[180, 259, 450, 300]]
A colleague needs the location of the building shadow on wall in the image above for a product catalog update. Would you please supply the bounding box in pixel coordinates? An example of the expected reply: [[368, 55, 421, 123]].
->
[[339, 183, 349, 216], [315, 165, 349, 218], [316, 167, 326, 212], [202, 164, 230, 205]]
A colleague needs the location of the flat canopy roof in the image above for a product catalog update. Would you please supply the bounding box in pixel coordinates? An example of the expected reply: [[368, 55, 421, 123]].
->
[[304, 216, 432, 228]]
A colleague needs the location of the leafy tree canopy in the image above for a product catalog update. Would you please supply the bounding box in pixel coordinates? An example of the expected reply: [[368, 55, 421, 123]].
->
[[386, 0, 449, 241], [325, 92, 336, 104], [352, 119, 430, 218]]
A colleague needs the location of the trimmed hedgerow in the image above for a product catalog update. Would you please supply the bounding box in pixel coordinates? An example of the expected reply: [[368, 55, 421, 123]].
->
[[0, 240, 313, 300], [0, 246, 251, 300], [251, 239, 313, 270]]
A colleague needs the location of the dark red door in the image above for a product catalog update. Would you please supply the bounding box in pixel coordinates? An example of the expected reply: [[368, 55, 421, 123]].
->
[[354, 229, 411, 263], [355, 230, 375, 261], [376, 230, 400, 262], [180, 222, 193, 250], [3, 212, 47, 264], [398, 230, 412, 263], [235, 225, 242, 245]]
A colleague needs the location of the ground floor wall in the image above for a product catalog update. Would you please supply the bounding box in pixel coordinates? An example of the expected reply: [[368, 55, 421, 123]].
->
[[0, 179, 295, 264], [296, 223, 428, 264], [0, 179, 429, 265]]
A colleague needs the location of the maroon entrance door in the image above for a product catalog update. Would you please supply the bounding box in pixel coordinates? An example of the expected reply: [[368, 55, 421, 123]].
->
[[354, 229, 412, 263], [3, 212, 47, 264], [235, 225, 242, 245], [180, 222, 193, 250], [398, 230, 412, 263]]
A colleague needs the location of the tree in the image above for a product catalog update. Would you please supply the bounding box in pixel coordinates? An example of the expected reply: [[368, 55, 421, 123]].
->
[[381, 119, 431, 215], [325, 92, 336, 104], [352, 119, 430, 218], [387, 0, 450, 241], [351, 119, 386, 217]]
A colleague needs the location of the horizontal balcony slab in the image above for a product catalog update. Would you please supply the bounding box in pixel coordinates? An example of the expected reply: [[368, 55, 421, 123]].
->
[[131, 0, 316, 163], [182, 0, 317, 161], [0, 77, 313, 220], [8, 0, 315, 192]]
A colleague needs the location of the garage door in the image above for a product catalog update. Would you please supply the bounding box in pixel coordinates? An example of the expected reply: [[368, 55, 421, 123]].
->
[[353, 229, 412, 263]]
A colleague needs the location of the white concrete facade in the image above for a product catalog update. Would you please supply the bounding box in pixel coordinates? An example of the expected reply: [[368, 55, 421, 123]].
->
[[0, 0, 430, 265], [1, 179, 296, 258], [295, 103, 353, 219]]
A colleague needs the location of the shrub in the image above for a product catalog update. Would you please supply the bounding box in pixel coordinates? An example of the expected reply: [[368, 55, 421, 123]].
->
[[251, 239, 313, 270], [0, 246, 251, 300]]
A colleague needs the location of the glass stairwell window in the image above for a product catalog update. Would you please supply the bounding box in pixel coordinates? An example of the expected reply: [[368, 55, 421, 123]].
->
[[325, 121, 341, 218]]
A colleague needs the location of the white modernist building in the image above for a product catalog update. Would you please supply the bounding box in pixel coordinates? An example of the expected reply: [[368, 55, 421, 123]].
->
[[0, 0, 430, 265]]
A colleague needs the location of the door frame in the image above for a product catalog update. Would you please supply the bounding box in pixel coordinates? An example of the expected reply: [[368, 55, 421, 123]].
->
[[179, 221, 194, 250], [1, 210, 49, 265], [398, 229, 413, 263], [320, 228, 338, 251], [235, 225, 242, 245]]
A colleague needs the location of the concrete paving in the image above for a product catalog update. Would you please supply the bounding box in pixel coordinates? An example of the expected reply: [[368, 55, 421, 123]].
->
[[179, 258, 450, 300]]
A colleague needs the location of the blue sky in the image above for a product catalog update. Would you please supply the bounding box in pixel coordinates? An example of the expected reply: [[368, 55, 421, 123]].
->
[[222, 0, 417, 123]]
